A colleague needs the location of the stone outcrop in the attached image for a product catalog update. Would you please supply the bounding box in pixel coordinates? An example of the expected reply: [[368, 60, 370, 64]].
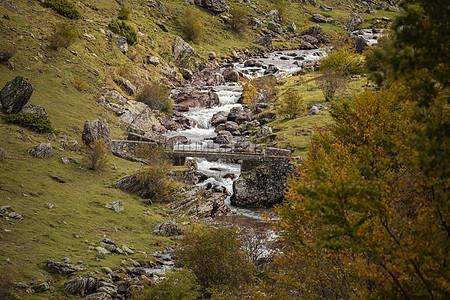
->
[[231, 156, 293, 207], [211, 111, 228, 127], [222, 67, 240, 82], [227, 106, 251, 124], [64, 277, 97, 297], [28, 143, 53, 158], [312, 13, 333, 23], [114, 36, 128, 54], [82, 119, 112, 149], [112, 174, 152, 199], [194, 0, 227, 14], [0, 148, 5, 160], [172, 36, 196, 61], [103, 201, 124, 213], [153, 221, 185, 236], [47, 260, 87, 274], [172, 90, 219, 111], [352, 35, 368, 54], [0, 76, 34, 114]]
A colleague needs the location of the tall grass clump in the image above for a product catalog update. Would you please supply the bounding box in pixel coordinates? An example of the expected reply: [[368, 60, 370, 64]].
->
[[118, 5, 132, 20], [83, 140, 109, 171], [108, 19, 138, 45], [230, 6, 248, 33], [43, 0, 81, 19]]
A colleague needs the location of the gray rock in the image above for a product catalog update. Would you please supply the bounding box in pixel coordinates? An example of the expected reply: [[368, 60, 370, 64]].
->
[[114, 77, 136, 96], [154, 221, 185, 237], [0, 49, 14, 62], [103, 201, 124, 213], [256, 126, 272, 138], [47, 260, 86, 274], [267, 21, 283, 34], [120, 244, 134, 254], [248, 17, 262, 28], [0, 76, 34, 114], [302, 24, 326, 43], [61, 157, 69, 164], [0, 148, 5, 160], [213, 134, 233, 144], [231, 158, 294, 207], [267, 9, 280, 22], [114, 36, 128, 54], [344, 13, 363, 32], [308, 106, 320, 115], [222, 67, 240, 82], [312, 13, 333, 23], [264, 65, 279, 75], [32, 282, 50, 293], [82, 119, 111, 149], [180, 68, 193, 80], [20, 104, 47, 117], [16, 281, 29, 289], [83, 292, 113, 300], [211, 111, 228, 127], [64, 277, 97, 297], [172, 90, 219, 111], [253, 35, 273, 51], [145, 56, 160, 66], [193, 0, 228, 14], [172, 36, 196, 61], [28, 143, 53, 158], [8, 211, 23, 220], [352, 35, 368, 54], [301, 34, 319, 45]]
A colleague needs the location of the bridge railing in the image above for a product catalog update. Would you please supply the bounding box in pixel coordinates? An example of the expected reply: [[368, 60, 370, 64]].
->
[[164, 139, 265, 155]]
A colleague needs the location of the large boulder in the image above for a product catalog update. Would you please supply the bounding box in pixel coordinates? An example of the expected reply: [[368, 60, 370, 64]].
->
[[172, 36, 196, 61], [116, 100, 165, 133], [193, 0, 227, 14], [82, 119, 112, 149], [0, 76, 34, 114], [172, 90, 219, 111], [352, 35, 368, 54], [64, 277, 97, 297], [227, 106, 251, 124], [312, 13, 333, 23], [267, 21, 283, 34], [103, 201, 124, 213], [211, 111, 228, 127], [344, 13, 363, 32], [222, 67, 240, 82], [253, 35, 273, 51], [302, 24, 326, 43], [231, 159, 293, 207], [28, 143, 53, 158]]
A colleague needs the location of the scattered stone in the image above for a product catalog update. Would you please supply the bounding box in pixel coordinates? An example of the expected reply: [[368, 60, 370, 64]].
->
[[264, 65, 279, 75], [193, 0, 228, 14], [88, 68, 99, 76], [83, 292, 113, 300], [0, 148, 5, 160], [312, 13, 333, 23], [114, 36, 128, 54], [16, 282, 29, 289], [82, 119, 112, 149], [8, 211, 23, 220], [28, 143, 53, 158], [114, 77, 137, 96], [20, 104, 47, 117], [101, 267, 113, 274], [120, 245, 134, 254], [302, 24, 326, 43], [308, 105, 320, 115], [0, 76, 34, 114], [222, 67, 240, 82], [172, 90, 219, 111], [256, 126, 272, 138], [267, 21, 283, 34], [145, 56, 160, 66], [51, 175, 66, 183], [61, 157, 69, 164], [103, 201, 124, 213], [154, 221, 185, 237], [32, 282, 50, 293], [211, 111, 228, 127], [47, 203, 54, 209]]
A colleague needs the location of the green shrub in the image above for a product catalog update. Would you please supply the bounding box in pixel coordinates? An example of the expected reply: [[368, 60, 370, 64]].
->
[[137, 269, 201, 300], [135, 144, 174, 201], [48, 23, 78, 49], [43, 0, 81, 19], [320, 46, 363, 76], [229, 6, 248, 33], [118, 5, 132, 20], [108, 19, 138, 45], [180, 8, 204, 43], [176, 226, 255, 297], [136, 82, 173, 115], [2, 113, 57, 133], [279, 91, 306, 118]]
